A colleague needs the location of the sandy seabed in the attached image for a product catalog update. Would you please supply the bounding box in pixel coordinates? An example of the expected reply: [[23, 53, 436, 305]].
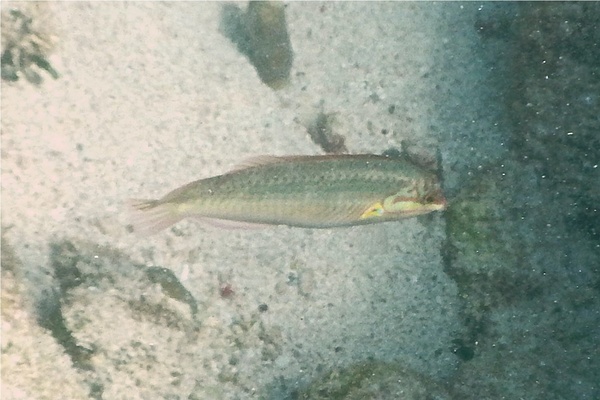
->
[[7, 2, 588, 399]]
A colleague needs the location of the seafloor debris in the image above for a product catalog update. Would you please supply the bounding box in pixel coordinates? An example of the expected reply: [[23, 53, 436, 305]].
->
[[1, 3, 59, 85], [146, 266, 198, 316], [306, 111, 348, 154]]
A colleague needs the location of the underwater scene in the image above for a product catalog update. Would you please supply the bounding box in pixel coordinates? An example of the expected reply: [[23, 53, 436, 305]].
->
[[1, 2, 598, 399]]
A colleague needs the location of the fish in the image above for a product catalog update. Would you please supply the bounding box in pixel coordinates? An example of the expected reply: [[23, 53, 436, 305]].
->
[[128, 154, 446, 235]]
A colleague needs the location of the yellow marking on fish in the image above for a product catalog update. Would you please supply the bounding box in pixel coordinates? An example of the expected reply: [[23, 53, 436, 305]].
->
[[383, 189, 446, 216], [360, 192, 423, 220], [360, 201, 385, 220]]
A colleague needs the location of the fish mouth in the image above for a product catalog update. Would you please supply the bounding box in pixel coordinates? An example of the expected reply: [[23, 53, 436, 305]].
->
[[423, 198, 446, 213], [424, 187, 447, 210], [434, 196, 447, 210], [391, 200, 445, 218]]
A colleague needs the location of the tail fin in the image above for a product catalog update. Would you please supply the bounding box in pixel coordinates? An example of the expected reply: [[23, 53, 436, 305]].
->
[[127, 199, 184, 236]]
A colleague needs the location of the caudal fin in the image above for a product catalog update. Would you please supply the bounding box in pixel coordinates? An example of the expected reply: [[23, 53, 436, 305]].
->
[[127, 199, 183, 236]]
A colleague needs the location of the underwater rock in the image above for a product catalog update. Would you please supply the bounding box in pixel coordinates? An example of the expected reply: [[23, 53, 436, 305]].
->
[[1, 3, 59, 84], [243, 1, 294, 89], [1, 234, 92, 398], [442, 158, 600, 398], [446, 8, 600, 395], [296, 361, 451, 400], [35, 285, 95, 370], [221, 1, 293, 90], [507, 3, 600, 241]]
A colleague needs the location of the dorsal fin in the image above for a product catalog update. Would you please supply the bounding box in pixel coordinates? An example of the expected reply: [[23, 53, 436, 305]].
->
[[229, 155, 287, 172]]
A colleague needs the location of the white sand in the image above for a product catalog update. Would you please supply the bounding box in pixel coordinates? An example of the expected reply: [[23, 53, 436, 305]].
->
[[2, 2, 496, 398]]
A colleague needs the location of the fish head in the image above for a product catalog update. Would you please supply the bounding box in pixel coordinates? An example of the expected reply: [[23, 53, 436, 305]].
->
[[360, 178, 446, 220], [390, 177, 446, 216]]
